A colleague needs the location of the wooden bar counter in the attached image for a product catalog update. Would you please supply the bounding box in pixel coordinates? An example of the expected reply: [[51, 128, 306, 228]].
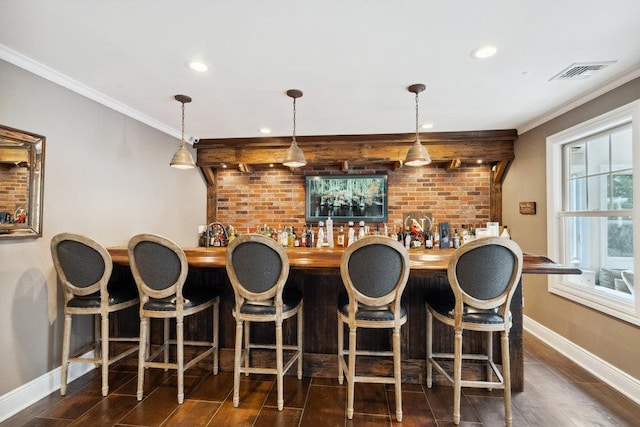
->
[[108, 244, 580, 391]]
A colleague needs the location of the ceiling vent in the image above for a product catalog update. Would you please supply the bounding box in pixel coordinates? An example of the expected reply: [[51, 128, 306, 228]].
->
[[549, 61, 616, 81]]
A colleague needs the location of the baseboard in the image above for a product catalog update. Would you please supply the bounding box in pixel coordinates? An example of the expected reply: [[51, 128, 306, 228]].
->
[[524, 315, 640, 405], [0, 351, 95, 423]]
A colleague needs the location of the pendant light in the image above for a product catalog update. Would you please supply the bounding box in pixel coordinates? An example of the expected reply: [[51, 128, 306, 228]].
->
[[282, 89, 307, 168], [404, 84, 432, 167], [170, 94, 196, 170]]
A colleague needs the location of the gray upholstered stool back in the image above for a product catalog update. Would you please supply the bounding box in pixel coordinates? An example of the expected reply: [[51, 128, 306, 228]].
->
[[56, 240, 106, 289], [348, 244, 404, 299], [130, 241, 181, 291], [230, 241, 283, 294], [51, 233, 113, 298], [447, 236, 523, 312], [225, 233, 290, 303], [340, 236, 410, 309], [128, 234, 188, 301], [456, 244, 516, 301]]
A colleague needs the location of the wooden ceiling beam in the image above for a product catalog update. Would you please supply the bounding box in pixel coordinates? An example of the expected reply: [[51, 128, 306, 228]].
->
[[195, 130, 517, 169]]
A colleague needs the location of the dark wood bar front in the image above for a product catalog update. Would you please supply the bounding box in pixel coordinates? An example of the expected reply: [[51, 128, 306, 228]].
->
[[108, 245, 580, 391]]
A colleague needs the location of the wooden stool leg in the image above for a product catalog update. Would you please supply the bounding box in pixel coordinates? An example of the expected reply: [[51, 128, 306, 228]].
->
[[297, 307, 303, 380], [244, 321, 251, 375], [426, 306, 433, 388], [137, 317, 148, 401], [393, 327, 403, 422], [453, 329, 463, 425], [176, 318, 184, 404], [213, 301, 219, 375], [346, 326, 356, 420], [60, 313, 72, 396], [101, 314, 109, 396], [337, 317, 344, 384], [163, 318, 170, 370], [502, 331, 512, 427], [276, 322, 284, 411], [487, 330, 494, 385], [233, 319, 243, 407]]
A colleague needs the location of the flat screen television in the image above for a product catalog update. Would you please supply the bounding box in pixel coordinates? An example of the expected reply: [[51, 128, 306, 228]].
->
[[305, 175, 388, 223]]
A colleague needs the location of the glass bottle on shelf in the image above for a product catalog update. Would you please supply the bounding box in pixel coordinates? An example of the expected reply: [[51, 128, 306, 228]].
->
[[288, 226, 295, 247], [425, 229, 433, 249], [317, 221, 325, 248], [347, 221, 356, 246], [337, 226, 345, 247], [433, 223, 440, 249], [301, 225, 308, 247], [453, 229, 460, 249], [358, 221, 366, 240], [307, 224, 314, 248]]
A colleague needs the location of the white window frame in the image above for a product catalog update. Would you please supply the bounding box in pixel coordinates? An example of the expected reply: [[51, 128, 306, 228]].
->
[[546, 100, 640, 325]]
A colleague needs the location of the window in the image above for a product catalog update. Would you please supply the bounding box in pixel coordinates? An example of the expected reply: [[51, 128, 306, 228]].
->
[[546, 100, 639, 325]]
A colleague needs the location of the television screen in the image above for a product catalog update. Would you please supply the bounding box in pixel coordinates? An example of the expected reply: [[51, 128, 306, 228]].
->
[[305, 175, 388, 223]]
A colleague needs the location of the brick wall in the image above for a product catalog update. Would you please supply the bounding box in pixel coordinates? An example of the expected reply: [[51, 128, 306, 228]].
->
[[215, 164, 490, 234], [0, 165, 29, 215]]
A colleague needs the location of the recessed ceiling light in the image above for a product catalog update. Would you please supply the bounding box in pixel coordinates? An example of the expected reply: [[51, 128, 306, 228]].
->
[[477, 159, 483, 164], [421, 123, 434, 130], [187, 61, 208, 72], [259, 127, 272, 135], [470, 45, 497, 59]]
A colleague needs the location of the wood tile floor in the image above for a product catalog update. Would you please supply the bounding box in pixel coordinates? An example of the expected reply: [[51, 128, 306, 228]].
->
[[3, 332, 639, 426]]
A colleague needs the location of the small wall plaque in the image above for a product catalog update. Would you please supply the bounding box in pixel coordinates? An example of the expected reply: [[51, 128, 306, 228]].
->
[[519, 202, 536, 215]]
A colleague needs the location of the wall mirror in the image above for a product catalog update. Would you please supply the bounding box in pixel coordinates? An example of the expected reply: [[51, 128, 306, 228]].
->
[[0, 124, 45, 239]]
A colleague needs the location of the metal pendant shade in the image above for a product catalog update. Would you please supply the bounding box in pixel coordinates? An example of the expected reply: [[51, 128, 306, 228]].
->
[[282, 89, 307, 168], [404, 84, 432, 167], [170, 94, 196, 170]]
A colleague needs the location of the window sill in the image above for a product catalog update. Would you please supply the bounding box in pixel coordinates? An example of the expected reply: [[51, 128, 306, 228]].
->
[[548, 276, 639, 326]]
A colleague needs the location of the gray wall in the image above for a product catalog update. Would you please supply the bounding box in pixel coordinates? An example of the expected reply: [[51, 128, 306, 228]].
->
[[503, 77, 640, 380], [0, 60, 206, 395]]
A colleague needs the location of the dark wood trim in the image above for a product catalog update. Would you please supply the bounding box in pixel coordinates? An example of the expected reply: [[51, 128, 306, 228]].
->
[[194, 130, 518, 168]]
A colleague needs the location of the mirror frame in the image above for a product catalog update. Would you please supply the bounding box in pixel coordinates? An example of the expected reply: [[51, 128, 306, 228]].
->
[[0, 124, 46, 239]]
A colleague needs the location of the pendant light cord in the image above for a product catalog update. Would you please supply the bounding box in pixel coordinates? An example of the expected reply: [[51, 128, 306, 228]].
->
[[415, 91, 420, 143], [180, 101, 186, 148], [292, 97, 297, 144]]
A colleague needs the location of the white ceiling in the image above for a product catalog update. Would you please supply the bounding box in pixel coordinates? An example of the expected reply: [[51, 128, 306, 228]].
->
[[2, 0, 640, 143]]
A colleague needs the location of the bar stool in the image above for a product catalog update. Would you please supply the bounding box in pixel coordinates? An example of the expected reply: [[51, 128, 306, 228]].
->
[[128, 233, 220, 404], [51, 233, 139, 396], [337, 235, 410, 422], [426, 237, 523, 426], [225, 233, 303, 411]]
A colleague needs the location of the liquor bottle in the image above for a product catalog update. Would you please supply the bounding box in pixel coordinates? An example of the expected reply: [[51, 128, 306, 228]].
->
[[453, 229, 460, 249], [425, 230, 433, 249], [347, 221, 356, 246], [301, 225, 308, 247], [337, 226, 345, 247], [307, 224, 315, 248], [358, 221, 366, 239], [317, 221, 325, 247], [433, 223, 440, 249], [279, 225, 288, 247], [289, 226, 297, 247], [501, 225, 511, 239], [326, 217, 334, 248]]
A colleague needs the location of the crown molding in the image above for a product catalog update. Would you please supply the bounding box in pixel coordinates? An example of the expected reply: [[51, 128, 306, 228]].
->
[[518, 66, 640, 134], [0, 44, 184, 141]]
